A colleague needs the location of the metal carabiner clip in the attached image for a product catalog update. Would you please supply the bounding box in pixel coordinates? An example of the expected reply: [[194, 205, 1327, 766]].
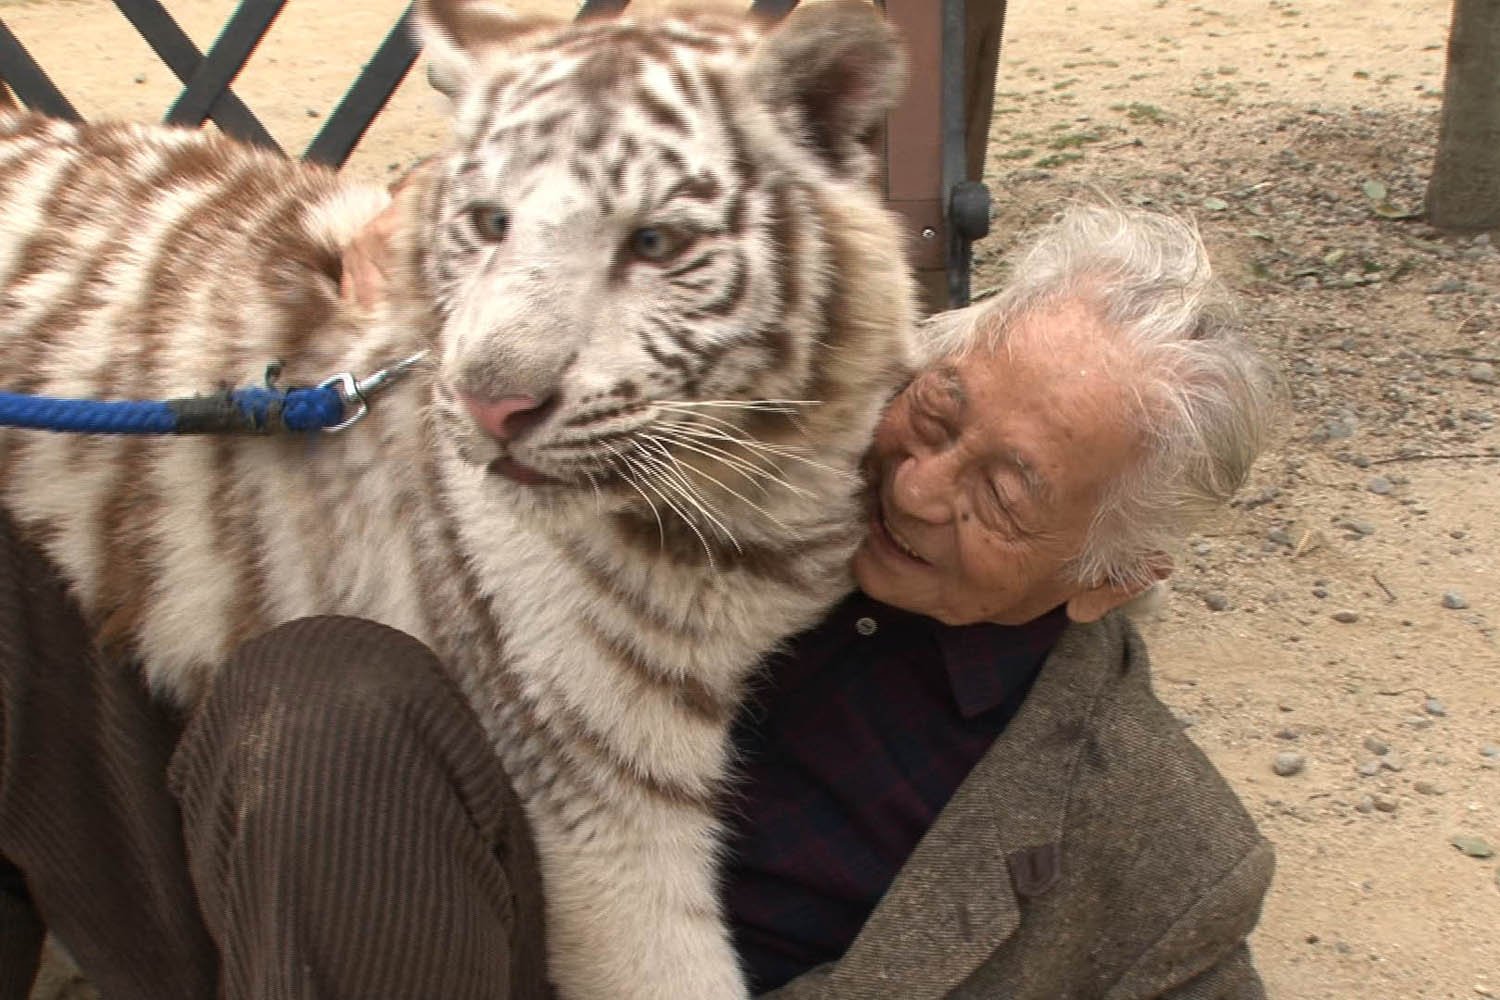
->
[[318, 350, 430, 433]]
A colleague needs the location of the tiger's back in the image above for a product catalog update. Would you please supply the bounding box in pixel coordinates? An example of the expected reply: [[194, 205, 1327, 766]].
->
[[0, 3, 916, 998], [0, 111, 421, 682]]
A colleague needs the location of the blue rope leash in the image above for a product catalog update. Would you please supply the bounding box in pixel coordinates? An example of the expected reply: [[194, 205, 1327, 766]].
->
[[0, 352, 428, 437]]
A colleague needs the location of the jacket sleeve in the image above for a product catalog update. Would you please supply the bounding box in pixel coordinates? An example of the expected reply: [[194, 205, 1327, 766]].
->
[[1106, 839, 1275, 1000], [757, 964, 832, 1000]]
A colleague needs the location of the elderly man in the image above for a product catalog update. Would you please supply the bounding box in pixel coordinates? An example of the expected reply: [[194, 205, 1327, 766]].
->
[[727, 205, 1279, 999], [0, 205, 1277, 1000]]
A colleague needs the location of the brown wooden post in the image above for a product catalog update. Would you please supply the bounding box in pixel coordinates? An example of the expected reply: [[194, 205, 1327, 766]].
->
[[881, 0, 1003, 315], [882, 0, 948, 315]]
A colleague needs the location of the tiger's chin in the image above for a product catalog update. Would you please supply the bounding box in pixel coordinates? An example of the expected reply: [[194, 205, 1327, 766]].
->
[[486, 456, 568, 487]]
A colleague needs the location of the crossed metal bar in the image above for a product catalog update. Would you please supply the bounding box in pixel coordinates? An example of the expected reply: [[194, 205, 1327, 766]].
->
[[0, 0, 984, 308], [0, 0, 419, 167]]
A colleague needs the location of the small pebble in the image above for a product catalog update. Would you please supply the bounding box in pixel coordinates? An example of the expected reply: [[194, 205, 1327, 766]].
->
[[1414, 780, 1444, 796], [1311, 586, 1329, 599], [1451, 835, 1495, 858], [1356, 759, 1383, 777], [1366, 476, 1394, 495], [1442, 591, 1470, 610], [1266, 527, 1294, 547], [1382, 754, 1406, 772], [1482, 744, 1500, 758], [133, 73, 147, 84], [1425, 697, 1447, 717], [1373, 794, 1399, 813], [1406, 715, 1434, 730], [1273, 752, 1305, 777], [1363, 735, 1390, 755], [1338, 518, 1377, 537], [1276, 727, 1300, 740], [1470, 361, 1498, 385], [1203, 592, 1231, 612], [1331, 610, 1360, 624], [1354, 795, 1375, 814]]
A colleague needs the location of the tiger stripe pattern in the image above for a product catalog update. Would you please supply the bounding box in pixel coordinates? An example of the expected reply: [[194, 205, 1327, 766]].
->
[[0, 2, 914, 997]]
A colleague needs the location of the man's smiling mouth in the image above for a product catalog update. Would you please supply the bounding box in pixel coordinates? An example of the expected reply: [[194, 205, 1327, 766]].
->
[[874, 496, 928, 564]]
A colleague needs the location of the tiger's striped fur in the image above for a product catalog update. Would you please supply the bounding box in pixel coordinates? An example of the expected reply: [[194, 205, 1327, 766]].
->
[[0, 2, 914, 996]]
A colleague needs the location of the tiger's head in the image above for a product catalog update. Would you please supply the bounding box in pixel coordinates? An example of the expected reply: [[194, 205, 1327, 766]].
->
[[399, 0, 915, 544]]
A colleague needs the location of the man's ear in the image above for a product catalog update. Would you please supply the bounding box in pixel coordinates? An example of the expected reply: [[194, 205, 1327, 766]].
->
[[415, 0, 559, 99], [1064, 554, 1173, 623], [749, 0, 906, 176]]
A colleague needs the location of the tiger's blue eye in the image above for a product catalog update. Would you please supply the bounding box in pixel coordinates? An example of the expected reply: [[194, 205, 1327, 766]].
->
[[469, 205, 510, 242], [630, 227, 676, 261]]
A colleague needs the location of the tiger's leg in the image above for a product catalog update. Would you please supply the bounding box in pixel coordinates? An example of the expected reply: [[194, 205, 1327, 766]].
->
[[540, 805, 748, 1000], [171, 616, 554, 1000], [0, 505, 218, 1000]]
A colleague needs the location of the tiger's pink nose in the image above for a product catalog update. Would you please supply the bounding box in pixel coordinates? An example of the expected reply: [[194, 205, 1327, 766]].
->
[[462, 394, 554, 442]]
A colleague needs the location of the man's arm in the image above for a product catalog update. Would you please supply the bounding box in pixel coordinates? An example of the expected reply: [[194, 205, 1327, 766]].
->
[[1153, 945, 1265, 1000], [1107, 839, 1275, 1000]]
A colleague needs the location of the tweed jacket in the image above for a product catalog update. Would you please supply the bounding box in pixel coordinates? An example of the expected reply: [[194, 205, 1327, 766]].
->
[[762, 611, 1274, 1000]]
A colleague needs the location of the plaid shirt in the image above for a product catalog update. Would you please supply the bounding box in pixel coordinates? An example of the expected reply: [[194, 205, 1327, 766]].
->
[[724, 591, 1069, 994]]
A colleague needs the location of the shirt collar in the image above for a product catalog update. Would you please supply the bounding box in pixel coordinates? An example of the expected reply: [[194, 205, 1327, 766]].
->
[[934, 605, 1070, 719], [840, 592, 1071, 720]]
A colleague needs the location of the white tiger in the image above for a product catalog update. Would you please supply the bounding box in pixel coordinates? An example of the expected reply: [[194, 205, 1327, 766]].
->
[[0, 1, 915, 996]]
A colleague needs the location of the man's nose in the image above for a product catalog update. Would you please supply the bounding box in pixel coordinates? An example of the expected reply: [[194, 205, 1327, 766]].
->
[[891, 454, 954, 524]]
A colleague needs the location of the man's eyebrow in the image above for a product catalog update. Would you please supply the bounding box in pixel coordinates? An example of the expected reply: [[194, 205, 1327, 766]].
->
[[936, 365, 967, 410]]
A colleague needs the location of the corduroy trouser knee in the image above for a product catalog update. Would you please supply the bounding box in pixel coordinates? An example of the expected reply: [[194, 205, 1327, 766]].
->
[[0, 507, 551, 999]]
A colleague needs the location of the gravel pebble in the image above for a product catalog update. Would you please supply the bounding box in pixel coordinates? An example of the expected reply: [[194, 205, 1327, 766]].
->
[[1451, 835, 1495, 858], [1338, 518, 1377, 537], [1470, 361, 1498, 385], [1425, 697, 1447, 717], [1442, 591, 1469, 610], [1331, 610, 1360, 623], [1276, 727, 1300, 741], [1382, 753, 1406, 772], [1363, 735, 1390, 755], [1366, 476, 1394, 495], [1273, 752, 1305, 777], [1373, 794, 1399, 813], [1203, 592, 1231, 612], [1414, 780, 1444, 796], [1356, 759, 1383, 777], [1482, 744, 1500, 758], [1354, 795, 1375, 814], [1311, 585, 1329, 599]]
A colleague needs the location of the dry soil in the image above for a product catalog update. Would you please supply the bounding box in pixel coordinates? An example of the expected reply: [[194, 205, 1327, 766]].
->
[[4, 0, 1496, 997]]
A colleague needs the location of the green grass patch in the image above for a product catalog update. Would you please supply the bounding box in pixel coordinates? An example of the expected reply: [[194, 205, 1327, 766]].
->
[[1034, 151, 1085, 169], [1122, 102, 1169, 124]]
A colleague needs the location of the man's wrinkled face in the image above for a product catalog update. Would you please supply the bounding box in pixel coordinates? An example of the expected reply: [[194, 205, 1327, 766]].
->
[[852, 300, 1146, 625]]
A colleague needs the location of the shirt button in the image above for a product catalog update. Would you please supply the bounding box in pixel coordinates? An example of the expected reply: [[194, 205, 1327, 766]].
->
[[855, 617, 878, 636]]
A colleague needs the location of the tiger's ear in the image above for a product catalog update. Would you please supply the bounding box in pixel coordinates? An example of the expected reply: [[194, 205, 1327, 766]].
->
[[415, 0, 560, 98], [750, 0, 906, 175]]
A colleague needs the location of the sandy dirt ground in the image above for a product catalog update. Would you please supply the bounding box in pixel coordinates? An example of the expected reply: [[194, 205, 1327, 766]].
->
[[4, 0, 1497, 997]]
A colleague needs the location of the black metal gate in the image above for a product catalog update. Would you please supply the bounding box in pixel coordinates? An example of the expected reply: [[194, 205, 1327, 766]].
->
[[0, 0, 991, 309]]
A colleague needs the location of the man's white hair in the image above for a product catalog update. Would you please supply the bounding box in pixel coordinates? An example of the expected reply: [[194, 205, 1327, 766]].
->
[[918, 203, 1281, 592]]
